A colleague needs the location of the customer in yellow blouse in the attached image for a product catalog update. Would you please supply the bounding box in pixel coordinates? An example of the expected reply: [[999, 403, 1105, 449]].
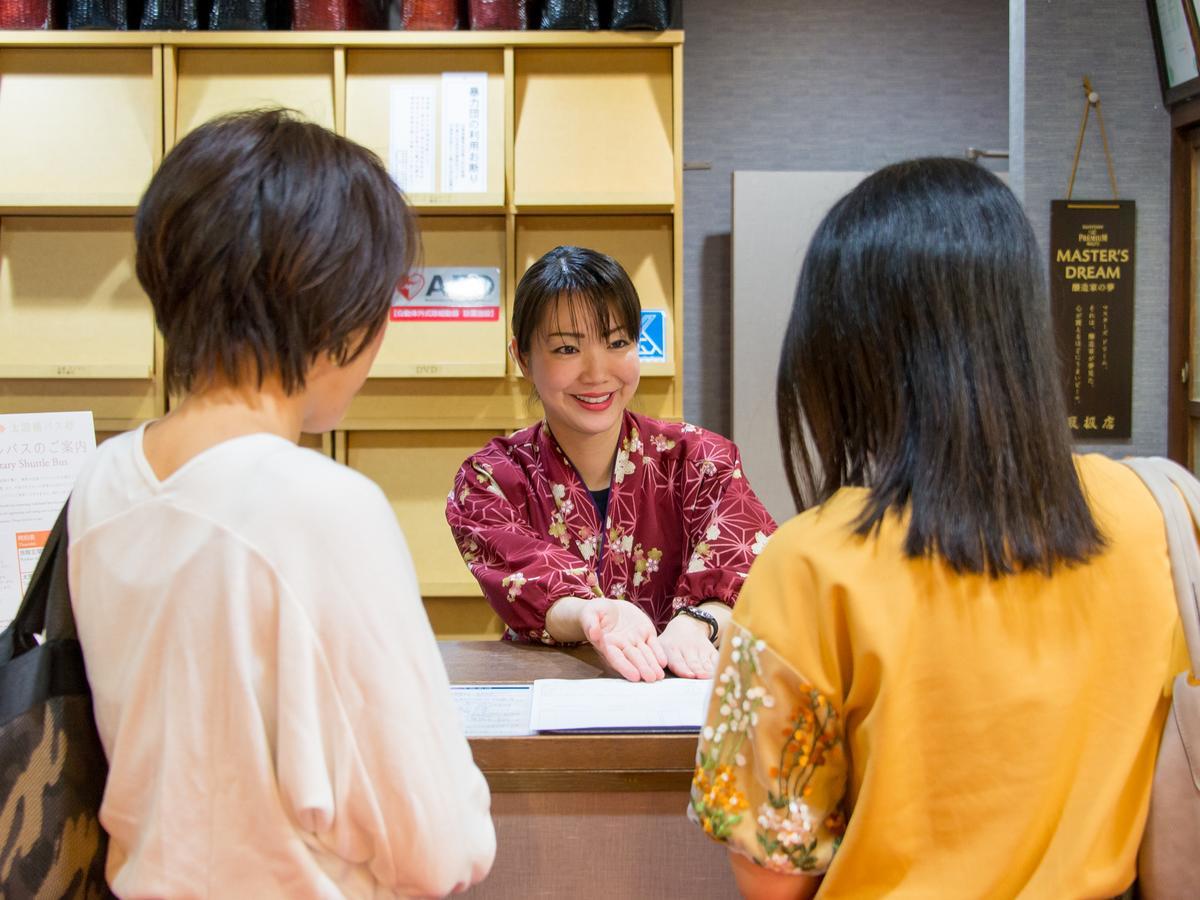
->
[[690, 158, 1187, 898]]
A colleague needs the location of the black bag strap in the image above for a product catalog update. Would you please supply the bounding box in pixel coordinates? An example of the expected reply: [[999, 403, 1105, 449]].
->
[[0, 500, 76, 664], [40, 500, 78, 644]]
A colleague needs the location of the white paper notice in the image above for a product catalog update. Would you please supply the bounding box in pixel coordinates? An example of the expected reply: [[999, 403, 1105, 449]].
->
[[0, 411, 96, 625], [451, 684, 534, 737], [529, 677, 714, 733], [1159, 0, 1199, 86], [440, 72, 488, 194], [389, 81, 437, 194]]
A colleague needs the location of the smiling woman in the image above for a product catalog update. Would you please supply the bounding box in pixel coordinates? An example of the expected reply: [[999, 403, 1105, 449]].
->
[[445, 246, 778, 682]]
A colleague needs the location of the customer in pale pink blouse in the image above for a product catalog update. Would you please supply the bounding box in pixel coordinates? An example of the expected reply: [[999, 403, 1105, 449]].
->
[[447, 247, 776, 683], [67, 110, 494, 898]]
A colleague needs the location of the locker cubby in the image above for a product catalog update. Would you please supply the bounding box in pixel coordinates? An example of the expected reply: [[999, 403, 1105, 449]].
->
[[345, 49, 505, 210], [0, 48, 160, 211], [173, 48, 336, 140], [516, 215, 676, 377], [0, 217, 153, 379], [514, 48, 674, 209], [344, 429, 502, 597], [370, 215, 508, 379], [0, 216, 160, 430]]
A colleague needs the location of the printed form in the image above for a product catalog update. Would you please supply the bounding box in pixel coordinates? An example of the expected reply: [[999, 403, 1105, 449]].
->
[[452, 684, 535, 737], [0, 411, 96, 625]]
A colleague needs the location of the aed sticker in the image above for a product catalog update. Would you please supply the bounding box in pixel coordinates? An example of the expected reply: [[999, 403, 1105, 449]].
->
[[638, 310, 666, 362], [392, 267, 501, 322]]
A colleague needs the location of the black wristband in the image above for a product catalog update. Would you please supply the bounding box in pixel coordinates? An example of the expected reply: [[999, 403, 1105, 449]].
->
[[675, 604, 719, 644]]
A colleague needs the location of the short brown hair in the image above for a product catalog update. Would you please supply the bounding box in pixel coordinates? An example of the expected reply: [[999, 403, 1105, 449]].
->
[[511, 246, 641, 356], [135, 108, 418, 395]]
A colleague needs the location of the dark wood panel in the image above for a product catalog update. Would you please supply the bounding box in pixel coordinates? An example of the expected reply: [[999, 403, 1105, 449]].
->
[[440, 639, 612, 682], [483, 770, 692, 793], [470, 733, 698, 771], [464, 792, 737, 899]]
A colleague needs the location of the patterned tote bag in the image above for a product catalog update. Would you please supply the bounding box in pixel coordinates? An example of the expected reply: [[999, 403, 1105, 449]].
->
[[0, 503, 111, 899]]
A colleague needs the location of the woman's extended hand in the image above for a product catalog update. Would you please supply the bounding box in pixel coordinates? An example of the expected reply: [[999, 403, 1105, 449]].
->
[[580, 599, 667, 682], [658, 613, 718, 679]]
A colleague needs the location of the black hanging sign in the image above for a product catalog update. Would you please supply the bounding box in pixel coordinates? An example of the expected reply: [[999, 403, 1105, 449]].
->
[[1050, 199, 1136, 439]]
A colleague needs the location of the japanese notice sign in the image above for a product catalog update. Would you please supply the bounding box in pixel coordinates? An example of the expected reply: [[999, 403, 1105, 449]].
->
[[388, 72, 488, 196], [0, 411, 96, 625], [1050, 200, 1135, 440], [389, 82, 437, 195], [440, 72, 488, 194]]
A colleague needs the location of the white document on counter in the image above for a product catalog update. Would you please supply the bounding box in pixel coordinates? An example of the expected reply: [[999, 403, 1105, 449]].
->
[[451, 684, 534, 737], [529, 677, 714, 733]]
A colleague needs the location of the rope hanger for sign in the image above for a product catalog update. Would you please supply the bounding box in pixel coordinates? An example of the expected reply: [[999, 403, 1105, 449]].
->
[[1067, 76, 1119, 201]]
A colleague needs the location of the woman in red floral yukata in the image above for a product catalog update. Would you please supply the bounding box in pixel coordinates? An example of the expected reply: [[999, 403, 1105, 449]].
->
[[446, 246, 776, 682]]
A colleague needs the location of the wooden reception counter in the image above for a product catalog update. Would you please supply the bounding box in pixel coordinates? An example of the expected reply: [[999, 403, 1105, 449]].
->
[[439, 641, 737, 898]]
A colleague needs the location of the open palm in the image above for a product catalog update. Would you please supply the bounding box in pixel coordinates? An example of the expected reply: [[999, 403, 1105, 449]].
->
[[580, 599, 667, 682]]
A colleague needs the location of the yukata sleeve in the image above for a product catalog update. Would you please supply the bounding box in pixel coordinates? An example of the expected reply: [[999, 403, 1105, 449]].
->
[[446, 454, 599, 641], [689, 527, 849, 877], [672, 440, 778, 611]]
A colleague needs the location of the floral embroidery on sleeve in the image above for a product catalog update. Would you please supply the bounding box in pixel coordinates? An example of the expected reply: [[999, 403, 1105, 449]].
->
[[576, 534, 598, 561], [650, 434, 676, 453], [669, 429, 777, 611], [548, 483, 572, 547], [751, 530, 771, 556], [446, 435, 606, 642], [632, 545, 662, 587], [613, 426, 642, 484], [686, 540, 714, 574], [472, 462, 506, 498], [501, 572, 529, 603], [691, 626, 848, 875]]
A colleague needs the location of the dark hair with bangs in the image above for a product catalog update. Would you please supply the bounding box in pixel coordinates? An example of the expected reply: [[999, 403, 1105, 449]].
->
[[512, 246, 641, 356], [776, 157, 1104, 576], [135, 108, 418, 395]]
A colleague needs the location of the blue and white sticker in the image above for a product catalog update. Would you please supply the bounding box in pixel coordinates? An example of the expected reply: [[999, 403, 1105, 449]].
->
[[638, 310, 666, 362]]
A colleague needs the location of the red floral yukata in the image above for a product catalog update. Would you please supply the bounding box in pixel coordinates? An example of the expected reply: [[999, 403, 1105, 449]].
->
[[445, 411, 777, 644]]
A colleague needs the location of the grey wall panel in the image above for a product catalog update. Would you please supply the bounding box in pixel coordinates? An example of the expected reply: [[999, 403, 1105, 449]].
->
[[683, 0, 1010, 433], [1014, 1, 1171, 456], [731, 171, 868, 526]]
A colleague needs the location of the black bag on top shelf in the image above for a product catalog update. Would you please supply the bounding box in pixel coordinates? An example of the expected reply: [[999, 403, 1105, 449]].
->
[[610, 0, 668, 29], [468, 0, 527, 29], [208, 0, 269, 28], [66, 0, 129, 28], [140, 0, 200, 28], [0, 0, 55, 28], [293, 0, 385, 29], [400, 0, 459, 29], [539, 0, 598, 30]]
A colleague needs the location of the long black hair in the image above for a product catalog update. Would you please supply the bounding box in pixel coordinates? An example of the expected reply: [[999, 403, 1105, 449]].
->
[[776, 158, 1104, 576]]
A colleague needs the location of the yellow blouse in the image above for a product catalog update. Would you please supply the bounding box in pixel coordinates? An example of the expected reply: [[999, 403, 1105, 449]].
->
[[691, 454, 1188, 898]]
